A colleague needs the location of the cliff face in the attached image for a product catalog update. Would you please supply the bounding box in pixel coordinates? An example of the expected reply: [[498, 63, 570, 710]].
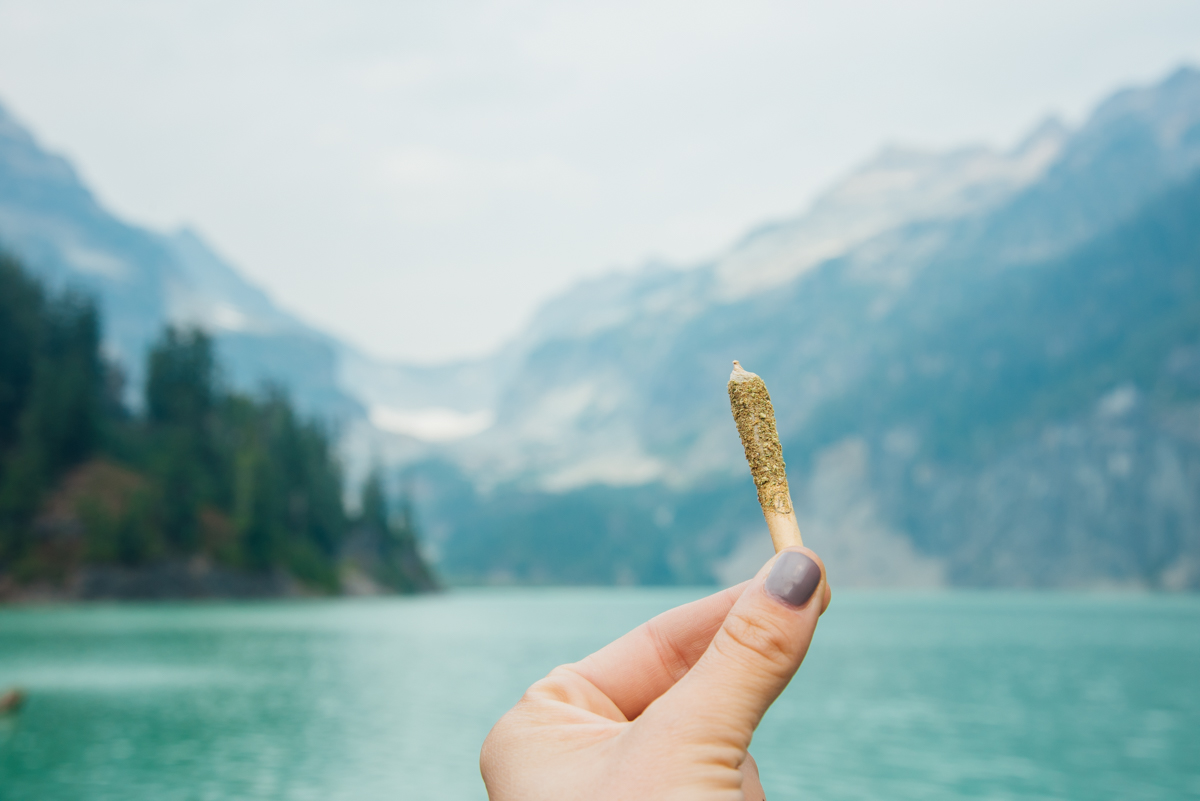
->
[[906, 393, 1200, 589], [844, 173, 1200, 590]]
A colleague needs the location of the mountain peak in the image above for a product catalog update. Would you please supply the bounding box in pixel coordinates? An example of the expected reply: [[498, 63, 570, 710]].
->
[[1088, 62, 1200, 133], [710, 117, 1066, 301], [0, 100, 95, 211], [1013, 115, 1070, 156]]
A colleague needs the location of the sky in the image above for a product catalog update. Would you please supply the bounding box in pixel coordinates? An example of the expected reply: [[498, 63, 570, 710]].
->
[[1, 1, 1199, 363]]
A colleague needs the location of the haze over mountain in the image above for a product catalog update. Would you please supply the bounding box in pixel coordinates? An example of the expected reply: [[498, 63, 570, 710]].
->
[[2, 67, 1198, 589]]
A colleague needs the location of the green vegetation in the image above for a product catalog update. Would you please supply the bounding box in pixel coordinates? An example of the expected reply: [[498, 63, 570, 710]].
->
[[0, 253, 435, 596]]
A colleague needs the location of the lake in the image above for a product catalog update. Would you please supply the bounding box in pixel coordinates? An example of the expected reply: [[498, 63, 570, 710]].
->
[[1, 589, 1198, 800]]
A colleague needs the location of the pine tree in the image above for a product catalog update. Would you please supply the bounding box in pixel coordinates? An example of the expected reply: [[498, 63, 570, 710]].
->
[[0, 255, 436, 595], [0, 254, 103, 568]]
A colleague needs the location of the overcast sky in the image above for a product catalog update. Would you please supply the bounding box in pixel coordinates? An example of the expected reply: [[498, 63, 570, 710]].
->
[[1, 1, 1199, 362]]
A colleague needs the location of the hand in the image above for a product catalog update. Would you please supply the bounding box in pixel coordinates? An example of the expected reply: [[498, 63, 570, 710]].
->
[[481, 547, 830, 800]]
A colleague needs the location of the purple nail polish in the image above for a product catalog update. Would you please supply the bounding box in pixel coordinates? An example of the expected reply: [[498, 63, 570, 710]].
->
[[764, 551, 821, 608]]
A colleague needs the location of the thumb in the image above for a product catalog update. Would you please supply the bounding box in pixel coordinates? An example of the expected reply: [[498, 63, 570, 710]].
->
[[639, 547, 828, 751]]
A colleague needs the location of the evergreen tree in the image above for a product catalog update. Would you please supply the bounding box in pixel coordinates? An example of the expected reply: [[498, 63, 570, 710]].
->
[[353, 469, 437, 593], [0, 255, 103, 567], [0, 255, 436, 595], [144, 327, 221, 553], [0, 253, 43, 457]]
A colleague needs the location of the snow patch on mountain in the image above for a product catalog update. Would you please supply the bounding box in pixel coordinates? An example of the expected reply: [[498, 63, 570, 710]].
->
[[712, 118, 1067, 301]]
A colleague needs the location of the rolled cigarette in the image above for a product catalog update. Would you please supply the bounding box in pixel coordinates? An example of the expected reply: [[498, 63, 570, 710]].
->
[[728, 361, 803, 552]]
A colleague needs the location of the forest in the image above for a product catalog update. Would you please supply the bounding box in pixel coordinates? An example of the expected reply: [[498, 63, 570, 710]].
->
[[0, 252, 436, 599]]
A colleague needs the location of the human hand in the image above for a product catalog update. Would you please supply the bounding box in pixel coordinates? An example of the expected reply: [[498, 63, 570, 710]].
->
[[480, 547, 830, 800]]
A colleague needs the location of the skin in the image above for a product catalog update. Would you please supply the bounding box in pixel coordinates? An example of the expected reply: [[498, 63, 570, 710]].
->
[[481, 546, 831, 800]]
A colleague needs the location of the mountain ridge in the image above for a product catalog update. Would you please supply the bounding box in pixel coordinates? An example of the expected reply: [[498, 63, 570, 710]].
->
[[404, 66, 1200, 589], [427, 68, 1200, 496], [2, 68, 1198, 589]]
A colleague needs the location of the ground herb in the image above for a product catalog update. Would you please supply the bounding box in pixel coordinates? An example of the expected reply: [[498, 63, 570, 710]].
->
[[728, 362, 793, 517]]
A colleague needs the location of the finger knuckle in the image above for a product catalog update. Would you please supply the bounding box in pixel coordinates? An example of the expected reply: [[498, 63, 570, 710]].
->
[[479, 711, 520, 777], [717, 609, 796, 675], [479, 725, 503, 774], [522, 667, 574, 703], [645, 621, 693, 682]]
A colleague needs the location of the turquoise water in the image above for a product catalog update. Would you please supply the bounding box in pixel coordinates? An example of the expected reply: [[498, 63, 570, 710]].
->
[[0, 590, 1198, 800]]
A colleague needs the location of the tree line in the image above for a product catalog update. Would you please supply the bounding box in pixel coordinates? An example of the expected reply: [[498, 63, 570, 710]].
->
[[0, 252, 435, 595]]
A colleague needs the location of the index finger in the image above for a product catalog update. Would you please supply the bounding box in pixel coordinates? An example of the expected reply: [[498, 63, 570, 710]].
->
[[567, 581, 749, 719]]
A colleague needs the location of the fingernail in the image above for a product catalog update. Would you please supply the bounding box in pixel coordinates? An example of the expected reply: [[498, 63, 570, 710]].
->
[[764, 551, 821, 608]]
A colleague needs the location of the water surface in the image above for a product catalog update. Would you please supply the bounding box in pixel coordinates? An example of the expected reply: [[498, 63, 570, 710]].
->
[[1, 590, 1197, 799]]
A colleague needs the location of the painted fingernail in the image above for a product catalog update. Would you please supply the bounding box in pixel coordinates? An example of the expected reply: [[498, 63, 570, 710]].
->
[[764, 551, 821, 608]]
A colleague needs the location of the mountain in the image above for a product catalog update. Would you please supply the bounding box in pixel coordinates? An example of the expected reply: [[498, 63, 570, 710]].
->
[[404, 66, 1200, 590], [0, 105, 368, 425], [420, 119, 1071, 495], [0, 101, 518, 481], [2, 68, 1199, 590]]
